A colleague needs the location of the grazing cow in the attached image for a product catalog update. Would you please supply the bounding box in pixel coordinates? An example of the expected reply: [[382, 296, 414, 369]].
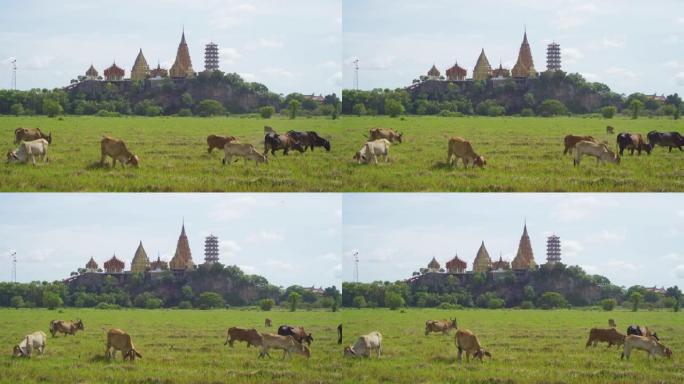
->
[[277, 325, 313, 346], [258, 333, 310, 360], [264, 318, 272, 327], [337, 324, 343, 345], [100, 136, 139, 168], [447, 136, 486, 168], [14, 127, 51, 144], [626, 325, 658, 341], [7, 139, 49, 165], [606, 126, 614, 134], [354, 139, 391, 164], [105, 329, 142, 362], [616, 133, 651, 155], [585, 328, 625, 348], [425, 318, 457, 335], [207, 135, 237, 153], [573, 141, 620, 166], [49, 319, 84, 337], [264, 132, 305, 156], [563, 135, 596, 155], [344, 331, 382, 358], [647, 130, 684, 152], [286, 130, 331, 152], [609, 319, 616, 328], [455, 329, 491, 363], [264, 126, 276, 134], [12, 331, 47, 358], [223, 143, 268, 166], [224, 327, 263, 348], [369, 128, 403, 144], [621, 335, 672, 360]]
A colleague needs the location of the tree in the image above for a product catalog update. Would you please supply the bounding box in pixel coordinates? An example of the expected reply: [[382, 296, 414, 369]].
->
[[10, 103, 24, 116], [352, 295, 367, 309], [43, 99, 63, 117], [178, 108, 193, 117], [601, 106, 617, 119], [600, 298, 616, 311], [385, 99, 404, 117], [178, 301, 193, 309], [629, 99, 644, 119], [352, 103, 367, 116], [287, 292, 301, 312], [42, 291, 63, 310], [181, 285, 194, 301], [259, 298, 275, 311], [259, 105, 275, 119], [181, 92, 194, 108], [10, 295, 24, 309], [537, 99, 568, 117], [197, 292, 225, 309], [523, 92, 536, 108], [386, 292, 404, 310], [196, 99, 225, 117], [287, 100, 301, 119], [538, 292, 568, 309], [630, 291, 642, 312]]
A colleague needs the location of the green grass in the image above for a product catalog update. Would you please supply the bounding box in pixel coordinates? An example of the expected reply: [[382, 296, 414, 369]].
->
[[342, 308, 684, 384], [0, 308, 342, 384], [0, 116, 342, 192]]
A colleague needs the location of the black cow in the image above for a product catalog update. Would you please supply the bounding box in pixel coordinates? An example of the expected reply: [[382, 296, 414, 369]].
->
[[286, 130, 331, 152], [264, 132, 305, 156], [337, 324, 342, 345], [616, 133, 651, 156], [277, 325, 313, 345], [647, 131, 684, 152], [626, 325, 659, 341]]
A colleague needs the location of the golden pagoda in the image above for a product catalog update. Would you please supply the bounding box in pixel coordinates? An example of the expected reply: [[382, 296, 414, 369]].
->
[[427, 64, 441, 80], [427, 257, 441, 272], [170, 30, 195, 79], [85, 257, 99, 272], [130, 241, 150, 273], [472, 49, 492, 81], [511, 30, 537, 78], [472, 241, 492, 272], [170, 222, 195, 271], [85, 64, 99, 80], [130, 49, 150, 81], [512, 223, 536, 270]]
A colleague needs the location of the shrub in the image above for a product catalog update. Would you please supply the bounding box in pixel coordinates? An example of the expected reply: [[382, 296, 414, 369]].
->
[[287, 100, 301, 119], [287, 292, 301, 312], [144, 105, 162, 117], [520, 300, 534, 309], [386, 293, 405, 310], [196, 99, 226, 117], [259, 298, 275, 311], [197, 292, 225, 310], [145, 297, 162, 309], [520, 108, 535, 117], [259, 106, 275, 119], [352, 103, 367, 116], [177, 301, 193, 309], [487, 297, 505, 309], [10, 103, 24, 116], [43, 99, 63, 117], [385, 99, 404, 117], [601, 106, 617, 118], [600, 298, 617, 311], [537, 99, 568, 117], [538, 292, 568, 309], [630, 292, 642, 312], [10, 295, 24, 309], [438, 302, 463, 310], [178, 108, 193, 117], [662, 297, 676, 309], [42, 292, 63, 310], [95, 302, 121, 310], [352, 295, 367, 309]]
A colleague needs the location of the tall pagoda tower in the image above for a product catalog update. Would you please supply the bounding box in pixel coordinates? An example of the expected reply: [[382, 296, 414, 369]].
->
[[170, 29, 195, 79], [204, 42, 219, 72], [130, 49, 150, 81], [170, 221, 195, 271], [204, 234, 219, 264], [511, 29, 537, 78], [472, 241, 492, 273], [546, 42, 561, 72], [472, 49, 492, 81], [130, 241, 150, 273], [512, 222, 536, 270], [546, 234, 561, 265]]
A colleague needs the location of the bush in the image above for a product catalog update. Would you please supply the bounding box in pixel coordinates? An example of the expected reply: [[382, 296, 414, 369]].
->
[[259, 298, 275, 311], [487, 297, 505, 309], [259, 106, 275, 119], [662, 297, 676, 308], [538, 292, 568, 309], [144, 105, 162, 117], [537, 99, 568, 117], [440, 110, 463, 117], [601, 106, 617, 118], [438, 302, 463, 310], [287, 100, 301, 119], [520, 300, 534, 309], [287, 292, 301, 312], [177, 301, 193, 309], [10, 103, 24, 116], [386, 293, 405, 310], [10, 295, 24, 309], [42, 292, 63, 310], [600, 298, 617, 311], [177, 108, 193, 117], [96, 110, 121, 117], [385, 99, 404, 117], [520, 108, 535, 117], [197, 292, 225, 309], [43, 99, 63, 117], [196, 99, 226, 117], [352, 295, 367, 309], [95, 302, 121, 310], [352, 103, 367, 116]]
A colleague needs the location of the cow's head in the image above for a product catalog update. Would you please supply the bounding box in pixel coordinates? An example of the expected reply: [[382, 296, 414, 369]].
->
[[46, 132, 52, 144], [251, 150, 268, 164], [6, 150, 19, 163], [644, 143, 653, 155], [474, 155, 486, 168], [353, 151, 364, 164], [450, 318, 458, 329], [303, 333, 314, 345], [343, 346, 357, 357], [12, 345, 24, 358], [396, 132, 403, 143], [292, 140, 306, 153], [75, 319, 84, 331], [124, 348, 142, 362], [474, 348, 492, 360], [127, 155, 140, 168], [662, 346, 673, 359], [319, 137, 331, 152]]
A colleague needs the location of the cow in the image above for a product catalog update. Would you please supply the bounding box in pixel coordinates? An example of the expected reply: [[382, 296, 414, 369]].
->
[[100, 136, 139, 168], [337, 324, 343, 345], [12, 331, 47, 358], [277, 325, 313, 346], [264, 126, 276, 134], [573, 141, 620, 166], [14, 127, 51, 144], [621, 335, 672, 360], [286, 130, 331, 152], [105, 328, 142, 362], [264, 132, 305, 156], [606, 126, 614, 134], [49, 319, 84, 337], [223, 142, 268, 166], [258, 333, 310, 360], [265, 318, 272, 327], [447, 136, 486, 168], [207, 135, 237, 153], [369, 128, 403, 144], [626, 325, 659, 341], [354, 139, 391, 164], [563, 135, 596, 155], [344, 331, 382, 358], [425, 318, 457, 336], [455, 329, 491, 363], [585, 328, 625, 348], [224, 327, 263, 348], [6, 139, 49, 165], [609, 319, 616, 328], [616, 133, 651, 155], [647, 130, 684, 152]]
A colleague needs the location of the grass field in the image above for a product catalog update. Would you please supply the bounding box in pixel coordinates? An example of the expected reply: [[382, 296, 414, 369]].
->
[[0, 308, 342, 384], [342, 308, 683, 384]]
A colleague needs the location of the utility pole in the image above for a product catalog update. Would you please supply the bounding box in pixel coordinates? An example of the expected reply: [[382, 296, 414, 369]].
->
[[11, 59, 17, 90], [352, 251, 359, 282], [353, 59, 359, 90], [11, 251, 17, 282]]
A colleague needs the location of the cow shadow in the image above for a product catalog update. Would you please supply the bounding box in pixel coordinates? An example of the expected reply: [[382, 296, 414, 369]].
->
[[88, 354, 108, 363], [85, 161, 106, 170], [431, 162, 452, 170], [430, 354, 457, 364]]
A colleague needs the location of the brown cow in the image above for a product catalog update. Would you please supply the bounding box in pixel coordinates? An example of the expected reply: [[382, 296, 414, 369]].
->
[[100, 136, 139, 168], [49, 319, 84, 337], [369, 128, 403, 143], [425, 318, 457, 335], [14, 127, 51, 144], [585, 327, 625, 348], [563, 135, 596, 155], [608, 319, 616, 328], [264, 132, 305, 156], [224, 327, 263, 348], [616, 133, 651, 156], [277, 325, 313, 345], [447, 136, 486, 168], [455, 329, 491, 363], [105, 328, 142, 362], [621, 335, 672, 360], [606, 126, 614, 134], [207, 135, 237, 153], [265, 318, 272, 327]]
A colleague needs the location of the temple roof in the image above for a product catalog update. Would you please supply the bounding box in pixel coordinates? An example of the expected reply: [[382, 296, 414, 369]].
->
[[472, 49, 492, 80], [150, 256, 168, 270], [170, 223, 194, 270], [131, 241, 150, 273], [104, 254, 124, 269], [170, 30, 195, 78], [446, 61, 467, 78], [446, 254, 467, 270], [473, 241, 492, 272], [86, 257, 98, 269], [86, 64, 99, 77], [131, 49, 150, 81], [427, 64, 441, 77], [427, 257, 441, 269], [512, 223, 535, 269], [150, 63, 168, 78], [104, 62, 125, 77], [512, 30, 537, 78]]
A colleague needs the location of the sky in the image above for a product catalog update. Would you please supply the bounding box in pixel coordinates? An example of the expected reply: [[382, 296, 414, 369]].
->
[[343, 193, 684, 289], [343, 0, 684, 96], [0, 193, 342, 289], [0, 0, 341, 96]]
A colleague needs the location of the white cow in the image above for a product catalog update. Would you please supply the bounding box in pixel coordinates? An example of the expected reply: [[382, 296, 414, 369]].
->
[[344, 331, 382, 358], [6, 139, 49, 165], [354, 139, 391, 164], [573, 140, 620, 166], [13, 331, 47, 358]]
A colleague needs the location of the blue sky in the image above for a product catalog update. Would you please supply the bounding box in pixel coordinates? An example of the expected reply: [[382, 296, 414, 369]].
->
[[343, 0, 684, 96], [0, 193, 342, 289], [343, 193, 684, 289], [0, 0, 341, 96]]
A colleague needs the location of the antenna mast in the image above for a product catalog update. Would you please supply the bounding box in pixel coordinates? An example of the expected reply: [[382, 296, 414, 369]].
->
[[11, 59, 17, 90], [353, 251, 359, 282], [11, 251, 17, 282], [353, 59, 359, 90]]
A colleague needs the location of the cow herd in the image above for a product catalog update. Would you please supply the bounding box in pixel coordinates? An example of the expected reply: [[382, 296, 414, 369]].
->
[[586, 320, 673, 360]]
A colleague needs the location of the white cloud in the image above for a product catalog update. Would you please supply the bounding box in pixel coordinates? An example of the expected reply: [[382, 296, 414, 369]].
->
[[320, 60, 339, 70], [209, 196, 258, 221], [562, 47, 584, 64], [262, 67, 296, 79], [219, 48, 242, 65], [334, 263, 342, 279], [263, 259, 294, 271], [258, 37, 284, 48], [587, 229, 626, 243], [662, 253, 684, 262], [555, 3, 599, 30], [562, 240, 583, 258], [675, 265, 684, 279], [664, 35, 680, 44], [605, 259, 637, 271], [677, 72, 684, 86], [328, 71, 342, 86], [321, 252, 338, 261], [246, 231, 284, 243], [601, 37, 625, 48], [583, 73, 600, 81], [605, 67, 637, 80], [219, 240, 241, 258], [677, 17, 684, 24], [552, 195, 616, 222], [239, 264, 256, 274]]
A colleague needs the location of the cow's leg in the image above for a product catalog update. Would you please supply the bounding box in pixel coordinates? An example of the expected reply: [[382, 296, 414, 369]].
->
[[669, 146, 673, 152], [585, 338, 591, 347], [377, 344, 381, 357], [678, 145, 683, 152], [457, 347, 463, 363], [100, 153, 107, 167]]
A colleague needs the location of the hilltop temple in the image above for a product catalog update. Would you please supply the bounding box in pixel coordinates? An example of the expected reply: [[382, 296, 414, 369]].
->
[[511, 30, 537, 78], [169, 222, 195, 271], [130, 49, 151, 81], [130, 241, 150, 273], [170, 30, 196, 79], [472, 49, 492, 81], [511, 223, 536, 269]]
